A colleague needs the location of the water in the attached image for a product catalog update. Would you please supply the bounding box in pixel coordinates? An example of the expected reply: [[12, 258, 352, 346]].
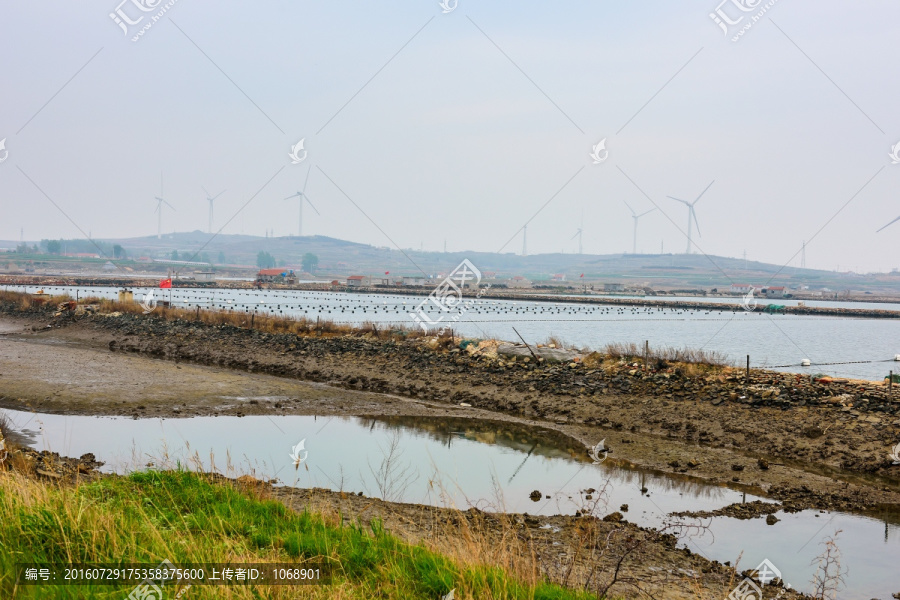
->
[[6, 284, 900, 381], [5, 409, 899, 597]]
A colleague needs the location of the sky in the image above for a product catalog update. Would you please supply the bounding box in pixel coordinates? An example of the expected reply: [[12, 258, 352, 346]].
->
[[1, 0, 899, 273]]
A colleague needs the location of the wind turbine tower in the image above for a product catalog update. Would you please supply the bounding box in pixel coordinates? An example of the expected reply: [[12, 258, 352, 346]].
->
[[154, 172, 175, 240], [284, 165, 319, 237], [203, 186, 225, 234], [571, 212, 583, 255], [667, 180, 714, 254], [522, 225, 528, 256], [623, 200, 655, 254]]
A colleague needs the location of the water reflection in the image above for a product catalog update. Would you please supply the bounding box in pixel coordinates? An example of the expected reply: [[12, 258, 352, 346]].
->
[[4, 408, 900, 596], [362, 415, 735, 503]]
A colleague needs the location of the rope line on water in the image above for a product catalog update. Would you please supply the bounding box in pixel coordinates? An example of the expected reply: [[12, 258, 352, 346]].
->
[[764, 358, 898, 369]]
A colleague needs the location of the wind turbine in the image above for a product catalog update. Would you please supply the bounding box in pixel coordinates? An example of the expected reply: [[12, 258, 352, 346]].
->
[[284, 165, 319, 237], [877, 215, 900, 233], [571, 209, 584, 254], [622, 200, 656, 254], [522, 224, 528, 256], [667, 180, 714, 254], [154, 172, 175, 239], [202, 186, 225, 234]]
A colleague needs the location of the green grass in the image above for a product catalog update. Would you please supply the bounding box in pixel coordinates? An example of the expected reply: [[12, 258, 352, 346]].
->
[[0, 470, 594, 600]]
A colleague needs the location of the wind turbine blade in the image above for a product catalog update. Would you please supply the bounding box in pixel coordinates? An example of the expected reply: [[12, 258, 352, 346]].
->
[[693, 180, 715, 205], [622, 199, 637, 216], [305, 195, 321, 216], [691, 207, 701, 237], [667, 196, 691, 206], [202, 185, 210, 197], [284, 194, 298, 200], [876, 215, 900, 233], [637, 208, 656, 218], [302, 164, 312, 194], [164, 200, 176, 210], [570, 231, 579, 240], [212, 190, 226, 200]]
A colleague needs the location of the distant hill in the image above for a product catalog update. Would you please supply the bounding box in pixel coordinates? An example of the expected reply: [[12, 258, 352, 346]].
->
[[4, 231, 900, 293]]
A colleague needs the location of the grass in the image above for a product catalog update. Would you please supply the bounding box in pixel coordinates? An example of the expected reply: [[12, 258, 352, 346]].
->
[[0, 469, 595, 600]]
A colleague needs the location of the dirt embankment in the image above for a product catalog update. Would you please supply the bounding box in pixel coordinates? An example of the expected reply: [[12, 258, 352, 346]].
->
[[1, 300, 899, 516]]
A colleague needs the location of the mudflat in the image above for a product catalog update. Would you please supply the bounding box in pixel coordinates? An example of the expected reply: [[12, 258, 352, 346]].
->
[[1, 309, 899, 517]]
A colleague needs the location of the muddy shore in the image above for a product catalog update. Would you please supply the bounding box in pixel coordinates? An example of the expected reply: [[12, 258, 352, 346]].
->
[[3, 298, 899, 596], [1, 299, 898, 518]]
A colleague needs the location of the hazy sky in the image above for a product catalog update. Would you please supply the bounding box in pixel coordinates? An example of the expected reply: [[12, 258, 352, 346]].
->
[[1, 1, 899, 272]]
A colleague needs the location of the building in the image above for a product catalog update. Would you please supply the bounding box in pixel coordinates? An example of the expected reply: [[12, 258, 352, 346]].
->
[[346, 275, 369, 287], [194, 271, 216, 282], [507, 276, 532, 289], [257, 268, 296, 283], [603, 283, 625, 292], [402, 276, 428, 286], [730, 283, 753, 293], [551, 273, 566, 282], [764, 286, 786, 299]]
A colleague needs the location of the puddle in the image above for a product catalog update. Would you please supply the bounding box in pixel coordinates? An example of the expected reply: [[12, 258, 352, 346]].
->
[[4, 409, 899, 597]]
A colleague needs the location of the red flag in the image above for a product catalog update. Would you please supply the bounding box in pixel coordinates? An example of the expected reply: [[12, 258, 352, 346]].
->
[[159, 278, 172, 289], [580, 273, 584, 278], [385, 271, 390, 275]]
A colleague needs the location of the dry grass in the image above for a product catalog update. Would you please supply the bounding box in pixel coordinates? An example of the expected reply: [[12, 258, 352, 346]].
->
[[601, 341, 732, 367]]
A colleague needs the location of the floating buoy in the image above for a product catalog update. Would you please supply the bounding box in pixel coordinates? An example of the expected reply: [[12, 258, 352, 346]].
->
[[800, 359, 811, 367]]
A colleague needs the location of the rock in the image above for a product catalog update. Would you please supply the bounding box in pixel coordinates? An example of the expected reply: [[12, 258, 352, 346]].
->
[[497, 344, 580, 363], [602, 512, 624, 523], [766, 514, 779, 525], [620, 504, 629, 512], [731, 464, 745, 471], [529, 490, 542, 502], [757, 458, 769, 470]]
